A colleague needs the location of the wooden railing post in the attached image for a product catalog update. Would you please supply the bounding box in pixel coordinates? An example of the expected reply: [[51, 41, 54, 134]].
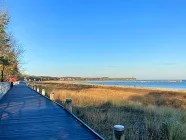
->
[[65, 98, 72, 113], [50, 92, 54, 101], [37, 87, 40, 93], [42, 89, 45, 96], [113, 125, 125, 140]]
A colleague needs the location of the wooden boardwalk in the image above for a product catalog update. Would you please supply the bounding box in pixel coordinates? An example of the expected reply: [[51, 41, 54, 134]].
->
[[0, 83, 100, 140]]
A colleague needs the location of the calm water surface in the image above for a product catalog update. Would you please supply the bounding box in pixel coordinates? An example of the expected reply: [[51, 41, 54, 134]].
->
[[85, 80, 186, 90]]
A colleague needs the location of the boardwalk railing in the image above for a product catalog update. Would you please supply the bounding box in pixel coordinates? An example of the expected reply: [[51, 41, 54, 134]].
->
[[0, 82, 10, 100], [27, 83, 126, 140]]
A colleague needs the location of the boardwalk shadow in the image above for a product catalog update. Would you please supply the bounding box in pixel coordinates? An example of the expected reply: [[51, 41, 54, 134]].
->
[[0, 86, 49, 120]]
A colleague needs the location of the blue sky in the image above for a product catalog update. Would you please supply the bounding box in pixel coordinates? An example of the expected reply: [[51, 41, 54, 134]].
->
[[4, 0, 186, 79]]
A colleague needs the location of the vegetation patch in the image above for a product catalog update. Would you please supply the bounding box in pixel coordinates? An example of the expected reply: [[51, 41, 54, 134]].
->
[[30, 82, 186, 140]]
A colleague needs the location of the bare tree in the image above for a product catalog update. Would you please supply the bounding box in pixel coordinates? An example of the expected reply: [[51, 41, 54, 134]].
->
[[0, 9, 24, 81]]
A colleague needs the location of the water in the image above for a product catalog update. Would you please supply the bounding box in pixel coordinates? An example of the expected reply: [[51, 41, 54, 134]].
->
[[85, 80, 186, 90]]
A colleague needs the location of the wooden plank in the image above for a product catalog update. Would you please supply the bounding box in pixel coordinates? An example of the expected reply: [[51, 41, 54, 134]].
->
[[0, 83, 99, 140]]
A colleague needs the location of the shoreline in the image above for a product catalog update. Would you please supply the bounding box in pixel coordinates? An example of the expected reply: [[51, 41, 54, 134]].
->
[[81, 82, 186, 92], [40, 80, 186, 93]]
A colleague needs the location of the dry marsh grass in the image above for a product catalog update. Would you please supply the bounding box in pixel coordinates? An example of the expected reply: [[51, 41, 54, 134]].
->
[[31, 82, 186, 140], [34, 82, 186, 108]]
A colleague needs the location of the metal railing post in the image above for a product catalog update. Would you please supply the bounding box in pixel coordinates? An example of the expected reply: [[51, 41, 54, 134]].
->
[[50, 92, 54, 101], [113, 125, 125, 140], [37, 87, 40, 93], [65, 98, 72, 113], [42, 89, 45, 96]]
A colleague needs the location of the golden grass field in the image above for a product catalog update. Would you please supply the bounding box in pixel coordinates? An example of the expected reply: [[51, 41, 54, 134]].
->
[[38, 81, 186, 108], [30, 81, 186, 140]]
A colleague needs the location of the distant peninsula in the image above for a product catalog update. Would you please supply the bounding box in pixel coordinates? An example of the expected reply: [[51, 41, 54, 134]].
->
[[59, 77, 137, 81], [24, 75, 136, 81], [23, 75, 183, 83]]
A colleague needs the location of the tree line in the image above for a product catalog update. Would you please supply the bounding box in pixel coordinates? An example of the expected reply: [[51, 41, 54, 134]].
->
[[0, 9, 23, 82]]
